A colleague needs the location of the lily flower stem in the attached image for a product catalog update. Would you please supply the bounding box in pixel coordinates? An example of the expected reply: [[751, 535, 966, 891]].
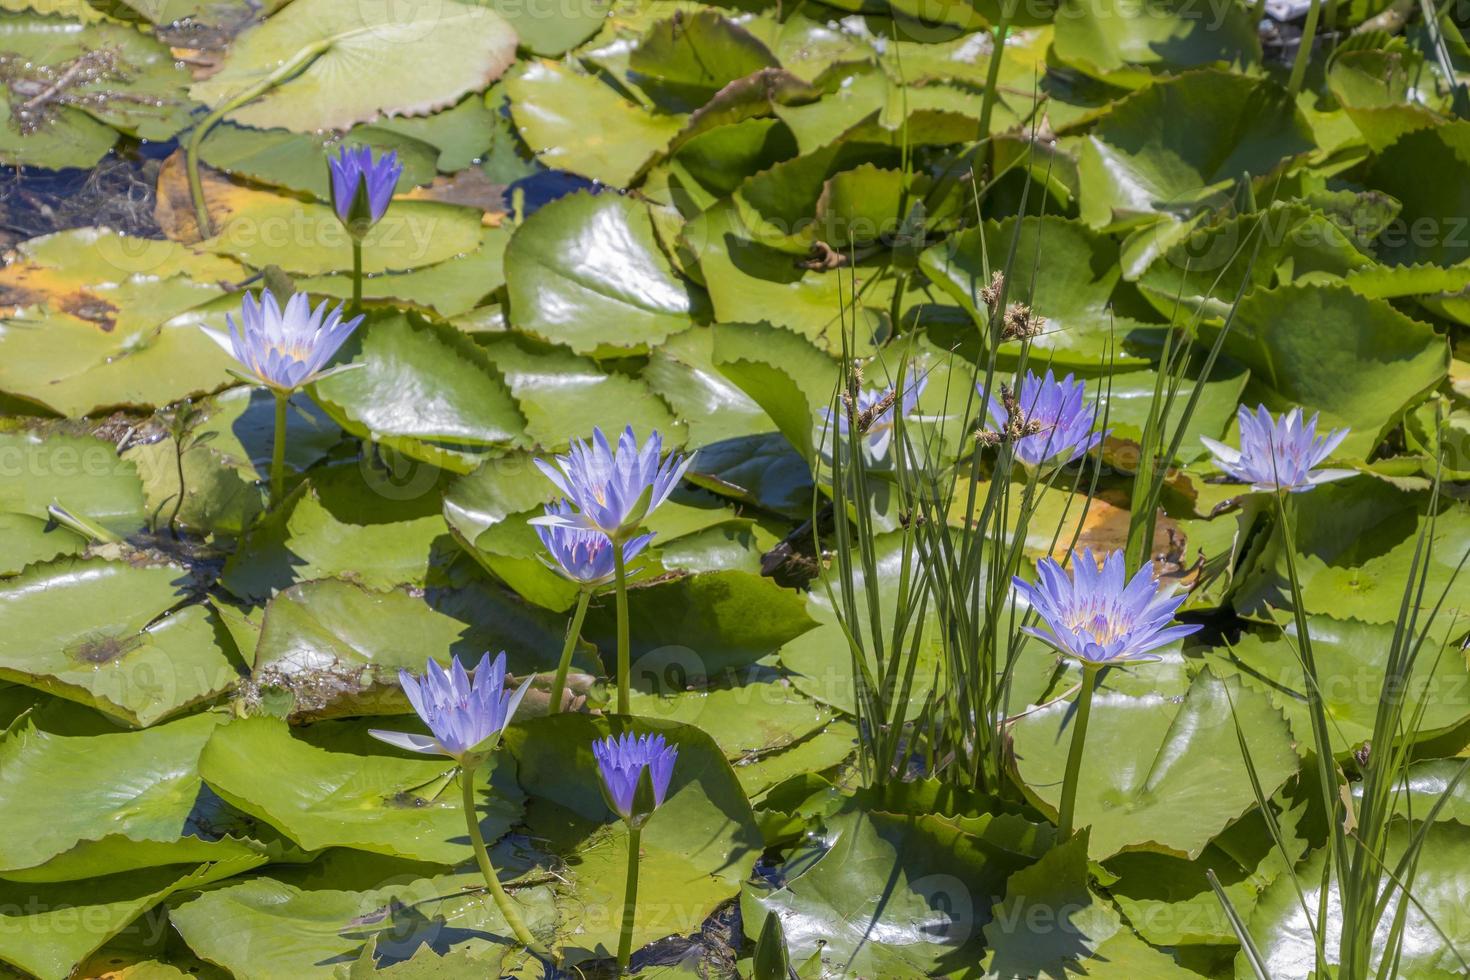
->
[[461, 765, 548, 955], [617, 825, 642, 970], [614, 543, 631, 715], [1058, 664, 1100, 839], [270, 388, 289, 507], [549, 590, 593, 714], [186, 39, 330, 239], [351, 238, 363, 316]]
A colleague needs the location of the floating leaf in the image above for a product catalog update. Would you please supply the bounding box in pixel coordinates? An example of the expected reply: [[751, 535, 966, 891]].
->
[[190, 0, 518, 132], [312, 312, 526, 473], [0, 714, 265, 882], [505, 60, 684, 185], [583, 570, 817, 681], [1221, 283, 1447, 454], [504, 191, 704, 355], [1010, 670, 1298, 860], [0, 558, 240, 727], [246, 578, 588, 719], [199, 716, 521, 863], [171, 871, 557, 977]]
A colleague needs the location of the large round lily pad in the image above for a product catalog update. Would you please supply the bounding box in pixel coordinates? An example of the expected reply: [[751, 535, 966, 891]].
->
[[0, 558, 241, 727], [190, 0, 518, 132], [1009, 669, 1298, 860]]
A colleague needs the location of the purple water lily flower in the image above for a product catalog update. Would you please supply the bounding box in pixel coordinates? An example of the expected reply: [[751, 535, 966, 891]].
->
[[1201, 405, 1353, 493], [328, 145, 401, 233], [1013, 548, 1200, 665], [986, 370, 1106, 467], [593, 732, 678, 826], [824, 375, 927, 460], [536, 501, 654, 587], [532, 427, 692, 540], [370, 652, 531, 760], [204, 289, 362, 391]]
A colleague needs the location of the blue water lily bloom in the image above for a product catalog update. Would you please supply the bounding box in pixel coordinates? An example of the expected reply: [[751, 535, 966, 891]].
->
[[1201, 405, 1352, 493], [593, 732, 678, 826], [986, 370, 1106, 467], [370, 652, 531, 760], [532, 427, 692, 540], [204, 289, 362, 391], [1013, 549, 1201, 665], [328, 145, 402, 234], [825, 375, 928, 460], [536, 500, 653, 587]]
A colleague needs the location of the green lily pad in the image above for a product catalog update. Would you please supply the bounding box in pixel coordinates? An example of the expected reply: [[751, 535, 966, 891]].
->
[[1221, 283, 1447, 454], [1228, 479, 1470, 625], [921, 215, 1149, 369], [742, 804, 1043, 977], [504, 191, 704, 356], [1135, 204, 1377, 323], [0, 512, 84, 576], [0, 858, 263, 980], [643, 326, 771, 448], [629, 10, 780, 112], [246, 577, 588, 719], [220, 476, 453, 600], [0, 430, 147, 537], [982, 831, 1133, 977], [485, 0, 609, 55], [0, 229, 245, 415], [190, 0, 518, 132], [505, 60, 684, 185], [503, 713, 762, 962], [0, 557, 241, 727], [1107, 788, 1309, 947], [477, 333, 676, 449], [1010, 669, 1298, 860], [1218, 614, 1470, 752], [198, 715, 521, 863], [170, 871, 557, 977], [683, 199, 893, 351], [732, 719, 858, 799], [122, 387, 341, 536], [1366, 121, 1470, 267], [709, 320, 838, 462], [1244, 820, 1470, 978], [583, 570, 816, 681], [299, 226, 511, 319], [204, 196, 483, 276], [198, 124, 437, 200], [1052, 0, 1260, 88], [627, 665, 833, 762], [370, 94, 503, 172], [684, 433, 814, 517], [0, 713, 268, 882], [0, 13, 195, 166], [312, 312, 526, 473], [1072, 71, 1312, 234]]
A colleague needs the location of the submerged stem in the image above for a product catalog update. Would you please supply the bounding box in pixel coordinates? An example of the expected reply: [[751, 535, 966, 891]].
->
[[550, 590, 593, 714], [617, 825, 642, 970], [1058, 664, 1100, 839], [461, 765, 547, 955], [614, 543, 631, 715]]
